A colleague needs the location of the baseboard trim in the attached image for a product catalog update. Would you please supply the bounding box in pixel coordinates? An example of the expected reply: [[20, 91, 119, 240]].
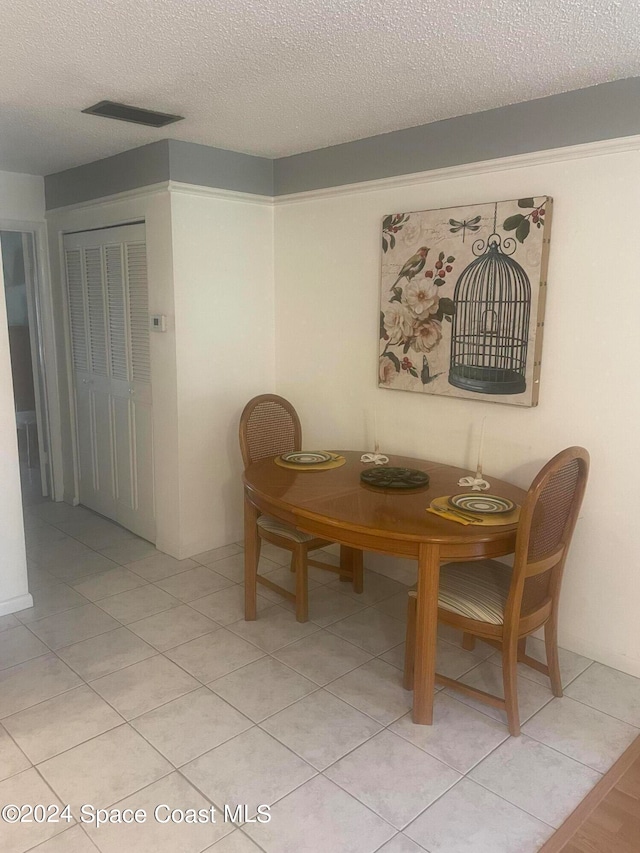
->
[[0, 593, 34, 617]]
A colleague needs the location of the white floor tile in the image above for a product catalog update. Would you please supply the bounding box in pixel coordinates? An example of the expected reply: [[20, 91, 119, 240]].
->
[[125, 553, 198, 581], [0, 614, 21, 633], [390, 693, 509, 773], [273, 631, 372, 685], [190, 585, 271, 626], [326, 658, 413, 724], [15, 582, 88, 623], [38, 725, 172, 812], [326, 608, 406, 654], [281, 585, 368, 626], [3, 684, 122, 763], [0, 768, 71, 852], [492, 636, 593, 688], [0, 654, 82, 718], [0, 723, 31, 781], [83, 772, 229, 852], [71, 568, 147, 601], [192, 543, 243, 566], [326, 730, 460, 829], [131, 687, 253, 765], [182, 727, 316, 816], [56, 627, 157, 680], [99, 538, 158, 565], [90, 654, 199, 719], [375, 835, 425, 853], [449, 660, 554, 725], [96, 585, 181, 624], [468, 734, 601, 828], [209, 657, 317, 722], [565, 662, 640, 726], [155, 565, 234, 602], [26, 826, 99, 852], [243, 775, 395, 853], [261, 689, 382, 770], [0, 624, 49, 670], [227, 606, 320, 653], [405, 777, 552, 853], [522, 695, 639, 772], [206, 831, 263, 851], [27, 603, 121, 649], [127, 604, 219, 650], [165, 629, 265, 683]]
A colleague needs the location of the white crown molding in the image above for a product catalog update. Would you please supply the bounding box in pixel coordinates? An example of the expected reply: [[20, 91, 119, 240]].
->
[[46, 133, 640, 213], [46, 181, 172, 215], [167, 181, 273, 205], [273, 134, 640, 204]]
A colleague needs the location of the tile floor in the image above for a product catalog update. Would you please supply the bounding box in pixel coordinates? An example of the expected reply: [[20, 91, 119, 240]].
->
[[2, 501, 640, 852]]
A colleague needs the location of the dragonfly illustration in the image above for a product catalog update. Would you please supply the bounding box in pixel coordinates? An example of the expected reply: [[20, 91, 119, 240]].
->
[[449, 215, 481, 242]]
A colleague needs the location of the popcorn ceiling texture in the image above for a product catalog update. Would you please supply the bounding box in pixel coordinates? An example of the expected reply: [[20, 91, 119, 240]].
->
[[2, 0, 639, 175]]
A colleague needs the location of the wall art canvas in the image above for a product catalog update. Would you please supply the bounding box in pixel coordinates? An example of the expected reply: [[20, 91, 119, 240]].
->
[[379, 197, 552, 407]]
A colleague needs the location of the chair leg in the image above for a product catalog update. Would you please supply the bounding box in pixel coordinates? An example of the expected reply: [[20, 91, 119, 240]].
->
[[461, 632, 476, 651], [502, 638, 521, 736], [544, 615, 563, 697], [352, 549, 364, 594], [403, 595, 416, 690], [294, 545, 308, 623]]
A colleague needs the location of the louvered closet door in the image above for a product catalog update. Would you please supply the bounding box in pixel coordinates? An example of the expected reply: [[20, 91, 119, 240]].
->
[[63, 224, 155, 542]]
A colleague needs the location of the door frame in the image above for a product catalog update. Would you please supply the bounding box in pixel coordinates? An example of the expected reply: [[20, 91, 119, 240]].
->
[[0, 219, 62, 500], [60, 221, 155, 540]]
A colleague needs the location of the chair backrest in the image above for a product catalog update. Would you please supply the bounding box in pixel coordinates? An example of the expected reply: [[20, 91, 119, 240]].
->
[[239, 394, 302, 467], [506, 446, 589, 631]]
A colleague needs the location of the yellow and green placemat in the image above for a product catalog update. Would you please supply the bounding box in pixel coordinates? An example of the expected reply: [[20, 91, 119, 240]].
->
[[428, 496, 520, 526], [274, 453, 346, 471]]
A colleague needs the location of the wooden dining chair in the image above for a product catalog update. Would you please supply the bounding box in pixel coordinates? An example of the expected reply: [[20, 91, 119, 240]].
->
[[403, 446, 589, 736], [239, 394, 363, 622]]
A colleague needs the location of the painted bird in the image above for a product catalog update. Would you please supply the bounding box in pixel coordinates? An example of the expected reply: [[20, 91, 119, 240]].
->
[[390, 247, 430, 290]]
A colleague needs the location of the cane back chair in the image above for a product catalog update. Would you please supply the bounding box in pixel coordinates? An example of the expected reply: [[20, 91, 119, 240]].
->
[[404, 446, 589, 735], [239, 394, 363, 622]]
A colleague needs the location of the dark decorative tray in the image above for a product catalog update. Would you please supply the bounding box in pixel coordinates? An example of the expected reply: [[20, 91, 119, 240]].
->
[[360, 467, 430, 489]]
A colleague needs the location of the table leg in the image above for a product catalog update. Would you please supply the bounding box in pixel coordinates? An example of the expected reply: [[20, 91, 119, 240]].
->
[[412, 542, 440, 724], [339, 545, 364, 593], [244, 495, 259, 620], [338, 544, 352, 583]]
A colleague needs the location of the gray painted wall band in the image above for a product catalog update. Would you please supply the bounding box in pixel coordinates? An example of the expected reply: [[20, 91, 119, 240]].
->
[[273, 77, 640, 194], [167, 140, 273, 197], [44, 76, 640, 209], [44, 140, 170, 209]]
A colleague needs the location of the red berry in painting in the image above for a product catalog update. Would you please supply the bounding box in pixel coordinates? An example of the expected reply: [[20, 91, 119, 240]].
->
[[445, 265, 452, 272], [435, 261, 443, 270], [425, 270, 434, 278]]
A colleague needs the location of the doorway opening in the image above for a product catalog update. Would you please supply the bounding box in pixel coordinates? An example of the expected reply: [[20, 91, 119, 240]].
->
[[1, 229, 53, 509]]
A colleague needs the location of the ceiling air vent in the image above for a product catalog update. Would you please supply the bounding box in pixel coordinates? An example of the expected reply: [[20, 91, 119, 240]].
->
[[82, 101, 184, 128]]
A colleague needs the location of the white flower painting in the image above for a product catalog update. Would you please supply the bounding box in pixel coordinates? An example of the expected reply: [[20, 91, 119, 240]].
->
[[379, 198, 553, 407]]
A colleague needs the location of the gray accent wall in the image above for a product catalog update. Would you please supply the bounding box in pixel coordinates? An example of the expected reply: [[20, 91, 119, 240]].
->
[[44, 140, 171, 209], [45, 76, 640, 208], [168, 140, 273, 196], [274, 77, 640, 194]]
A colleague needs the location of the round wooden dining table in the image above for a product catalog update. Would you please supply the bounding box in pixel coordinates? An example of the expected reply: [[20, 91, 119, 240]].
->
[[243, 450, 526, 725]]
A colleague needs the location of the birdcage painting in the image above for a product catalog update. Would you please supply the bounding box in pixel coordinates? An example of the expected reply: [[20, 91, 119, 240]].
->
[[379, 196, 552, 407]]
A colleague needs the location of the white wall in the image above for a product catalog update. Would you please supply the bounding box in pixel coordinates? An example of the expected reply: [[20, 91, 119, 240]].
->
[[0, 170, 44, 614], [170, 187, 275, 556], [46, 188, 182, 556], [274, 144, 640, 677], [46, 184, 275, 560]]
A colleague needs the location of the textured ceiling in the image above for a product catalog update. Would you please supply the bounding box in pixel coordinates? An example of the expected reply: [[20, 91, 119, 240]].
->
[[1, 0, 639, 176]]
